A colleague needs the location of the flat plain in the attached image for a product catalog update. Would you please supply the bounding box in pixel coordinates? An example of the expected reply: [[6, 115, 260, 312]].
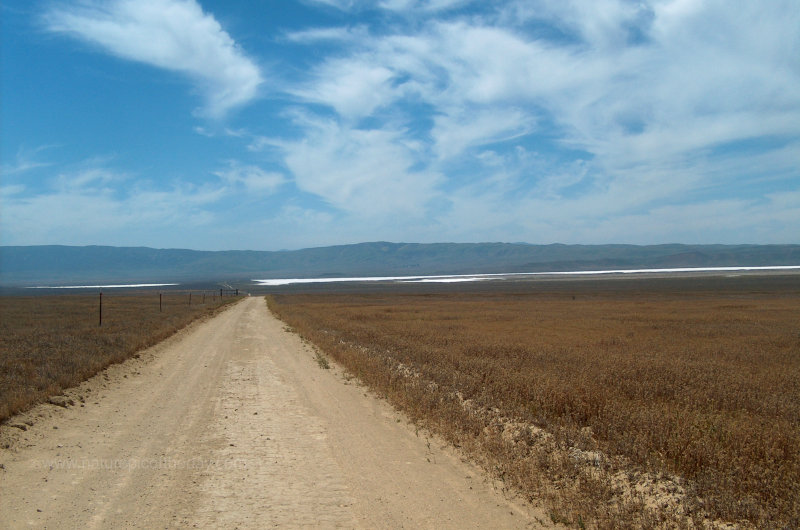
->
[[1, 297, 546, 528], [2, 273, 798, 527], [0, 291, 238, 422], [267, 273, 800, 528]]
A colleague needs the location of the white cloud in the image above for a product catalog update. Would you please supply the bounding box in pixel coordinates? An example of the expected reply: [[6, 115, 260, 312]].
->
[[55, 166, 123, 191], [292, 59, 397, 120], [0, 184, 26, 197], [1, 145, 56, 175], [378, 0, 475, 12], [214, 162, 285, 194], [426, 176, 800, 246], [430, 22, 595, 104], [432, 107, 533, 160], [280, 117, 441, 217], [304, 0, 473, 12], [0, 177, 221, 247], [193, 126, 215, 137], [247, 135, 280, 152], [284, 25, 369, 44], [268, 1, 799, 245], [580, 195, 800, 245], [18, 1, 797, 248], [537, 1, 800, 164], [506, 0, 652, 49], [44, 0, 263, 118]]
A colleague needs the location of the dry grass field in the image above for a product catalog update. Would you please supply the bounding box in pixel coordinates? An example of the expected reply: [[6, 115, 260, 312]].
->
[[267, 276, 800, 528], [0, 292, 239, 422]]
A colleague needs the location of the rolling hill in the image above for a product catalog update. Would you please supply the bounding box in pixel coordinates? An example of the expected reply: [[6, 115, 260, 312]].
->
[[1, 242, 799, 286]]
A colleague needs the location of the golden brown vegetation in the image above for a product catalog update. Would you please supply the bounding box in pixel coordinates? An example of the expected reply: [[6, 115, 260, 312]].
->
[[0, 292, 239, 422], [267, 278, 800, 528]]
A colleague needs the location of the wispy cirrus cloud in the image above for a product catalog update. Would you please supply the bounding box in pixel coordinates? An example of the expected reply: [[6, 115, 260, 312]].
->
[[306, 0, 476, 13], [43, 0, 263, 118], [214, 161, 286, 194], [11, 1, 797, 249], [276, 0, 799, 245], [291, 59, 397, 120], [431, 107, 534, 160], [279, 115, 441, 217], [283, 25, 369, 44], [1, 145, 57, 176]]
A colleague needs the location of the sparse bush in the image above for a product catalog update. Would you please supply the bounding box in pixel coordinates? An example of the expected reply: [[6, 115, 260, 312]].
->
[[314, 350, 330, 369]]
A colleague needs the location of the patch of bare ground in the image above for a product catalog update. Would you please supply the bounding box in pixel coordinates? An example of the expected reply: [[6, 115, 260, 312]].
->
[[266, 281, 800, 529]]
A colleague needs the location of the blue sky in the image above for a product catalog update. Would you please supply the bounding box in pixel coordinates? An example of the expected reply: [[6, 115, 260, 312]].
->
[[1, 0, 798, 250]]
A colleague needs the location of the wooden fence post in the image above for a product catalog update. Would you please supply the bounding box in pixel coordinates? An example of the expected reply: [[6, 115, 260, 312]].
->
[[99, 292, 103, 327]]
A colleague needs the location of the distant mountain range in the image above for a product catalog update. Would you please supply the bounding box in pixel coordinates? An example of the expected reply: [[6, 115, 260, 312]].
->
[[1, 243, 799, 286]]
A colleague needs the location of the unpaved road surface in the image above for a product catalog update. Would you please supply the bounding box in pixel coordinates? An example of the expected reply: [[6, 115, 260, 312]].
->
[[1, 297, 551, 528]]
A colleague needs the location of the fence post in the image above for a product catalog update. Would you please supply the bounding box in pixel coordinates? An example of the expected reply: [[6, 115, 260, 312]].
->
[[189, 293, 192, 306], [99, 292, 103, 327], [160, 292, 162, 312]]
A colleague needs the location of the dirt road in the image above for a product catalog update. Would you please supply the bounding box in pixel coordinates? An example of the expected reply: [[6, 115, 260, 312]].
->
[[1, 297, 550, 528]]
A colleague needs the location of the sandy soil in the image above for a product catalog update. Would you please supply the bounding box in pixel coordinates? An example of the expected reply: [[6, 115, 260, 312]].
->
[[0, 297, 552, 528]]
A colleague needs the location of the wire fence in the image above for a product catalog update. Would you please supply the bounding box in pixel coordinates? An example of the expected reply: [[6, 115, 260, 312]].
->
[[94, 289, 241, 326]]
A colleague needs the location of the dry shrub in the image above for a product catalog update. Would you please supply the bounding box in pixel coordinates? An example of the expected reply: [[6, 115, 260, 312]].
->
[[267, 279, 800, 528], [0, 292, 239, 422]]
